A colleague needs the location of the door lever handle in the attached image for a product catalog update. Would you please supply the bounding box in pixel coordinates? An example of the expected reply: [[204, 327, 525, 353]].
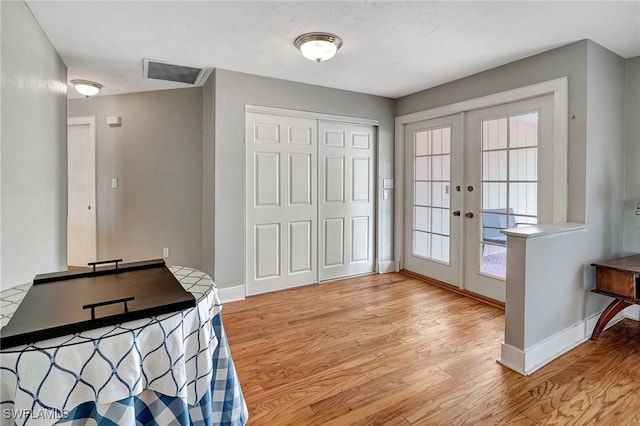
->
[[464, 212, 474, 219], [453, 210, 461, 217]]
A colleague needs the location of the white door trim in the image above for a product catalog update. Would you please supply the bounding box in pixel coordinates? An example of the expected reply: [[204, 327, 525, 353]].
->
[[245, 104, 380, 127], [394, 77, 568, 272], [67, 115, 97, 264]]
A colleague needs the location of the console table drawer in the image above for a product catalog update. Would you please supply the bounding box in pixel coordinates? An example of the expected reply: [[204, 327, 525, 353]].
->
[[595, 268, 637, 299]]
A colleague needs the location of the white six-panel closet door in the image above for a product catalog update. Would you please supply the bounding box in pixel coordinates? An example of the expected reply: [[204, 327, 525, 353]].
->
[[246, 113, 318, 295], [318, 121, 375, 281]]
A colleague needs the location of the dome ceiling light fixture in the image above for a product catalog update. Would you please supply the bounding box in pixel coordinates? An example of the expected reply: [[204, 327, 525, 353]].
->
[[294, 32, 343, 63], [71, 79, 103, 97]]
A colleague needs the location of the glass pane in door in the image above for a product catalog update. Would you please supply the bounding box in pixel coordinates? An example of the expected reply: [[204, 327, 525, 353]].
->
[[479, 112, 539, 279], [412, 126, 451, 264]]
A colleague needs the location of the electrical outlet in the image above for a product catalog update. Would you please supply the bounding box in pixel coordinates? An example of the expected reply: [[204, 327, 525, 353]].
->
[[163, 247, 169, 258]]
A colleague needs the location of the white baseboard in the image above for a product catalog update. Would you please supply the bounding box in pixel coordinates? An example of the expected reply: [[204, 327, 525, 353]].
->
[[377, 260, 397, 274], [499, 322, 585, 376], [584, 309, 627, 336], [217, 285, 246, 303], [623, 305, 640, 321], [498, 343, 526, 374], [500, 308, 633, 376]]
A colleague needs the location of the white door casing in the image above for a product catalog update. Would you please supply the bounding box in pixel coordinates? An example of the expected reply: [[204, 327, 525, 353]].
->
[[246, 113, 318, 295], [67, 116, 97, 267], [319, 121, 376, 281], [403, 114, 463, 286]]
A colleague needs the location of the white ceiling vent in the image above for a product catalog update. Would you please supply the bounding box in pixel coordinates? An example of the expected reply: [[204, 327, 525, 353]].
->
[[143, 59, 212, 85]]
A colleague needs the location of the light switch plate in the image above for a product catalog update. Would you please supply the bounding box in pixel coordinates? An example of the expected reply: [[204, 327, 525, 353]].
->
[[111, 178, 118, 189], [383, 179, 394, 189]]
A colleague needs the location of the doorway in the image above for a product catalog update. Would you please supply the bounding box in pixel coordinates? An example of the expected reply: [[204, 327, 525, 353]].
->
[[67, 116, 97, 267], [245, 111, 377, 295], [403, 95, 553, 302]]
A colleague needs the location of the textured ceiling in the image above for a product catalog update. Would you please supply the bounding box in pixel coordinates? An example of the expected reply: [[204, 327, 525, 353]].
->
[[26, 1, 640, 99]]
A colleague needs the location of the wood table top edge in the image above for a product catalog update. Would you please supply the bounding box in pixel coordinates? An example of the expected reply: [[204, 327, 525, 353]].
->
[[591, 253, 640, 274]]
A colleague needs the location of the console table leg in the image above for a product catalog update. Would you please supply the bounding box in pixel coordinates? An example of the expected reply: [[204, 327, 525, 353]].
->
[[590, 299, 632, 341]]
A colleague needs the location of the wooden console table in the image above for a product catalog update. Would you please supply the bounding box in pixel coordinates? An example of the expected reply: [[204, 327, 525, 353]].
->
[[590, 254, 640, 340]]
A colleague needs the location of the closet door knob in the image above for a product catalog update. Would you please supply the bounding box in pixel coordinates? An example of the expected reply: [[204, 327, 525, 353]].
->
[[453, 210, 461, 217], [465, 212, 474, 219]]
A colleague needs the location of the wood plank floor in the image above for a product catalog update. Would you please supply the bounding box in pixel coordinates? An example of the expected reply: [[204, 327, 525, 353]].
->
[[222, 273, 640, 425]]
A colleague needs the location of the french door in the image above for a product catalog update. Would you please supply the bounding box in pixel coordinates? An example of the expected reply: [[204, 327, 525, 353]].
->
[[404, 95, 553, 302], [463, 95, 553, 301], [404, 115, 463, 286], [246, 112, 376, 296]]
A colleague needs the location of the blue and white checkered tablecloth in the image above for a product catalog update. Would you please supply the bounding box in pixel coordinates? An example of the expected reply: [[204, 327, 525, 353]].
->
[[0, 266, 248, 426]]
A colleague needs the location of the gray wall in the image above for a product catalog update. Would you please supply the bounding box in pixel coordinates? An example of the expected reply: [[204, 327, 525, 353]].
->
[[68, 88, 203, 270], [210, 69, 395, 289], [202, 71, 216, 277], [623, 57, 640, 253], [1, 1, 68, 290], [581, 42, 627, 316]]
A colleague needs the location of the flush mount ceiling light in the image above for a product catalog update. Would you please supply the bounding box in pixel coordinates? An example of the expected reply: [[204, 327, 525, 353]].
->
[[71, 79, 103, 97], [294, 32, 343, 63]]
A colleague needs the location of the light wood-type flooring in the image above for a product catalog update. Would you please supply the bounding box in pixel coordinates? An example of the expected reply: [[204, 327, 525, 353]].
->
[[222, 272, 640, 425]]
